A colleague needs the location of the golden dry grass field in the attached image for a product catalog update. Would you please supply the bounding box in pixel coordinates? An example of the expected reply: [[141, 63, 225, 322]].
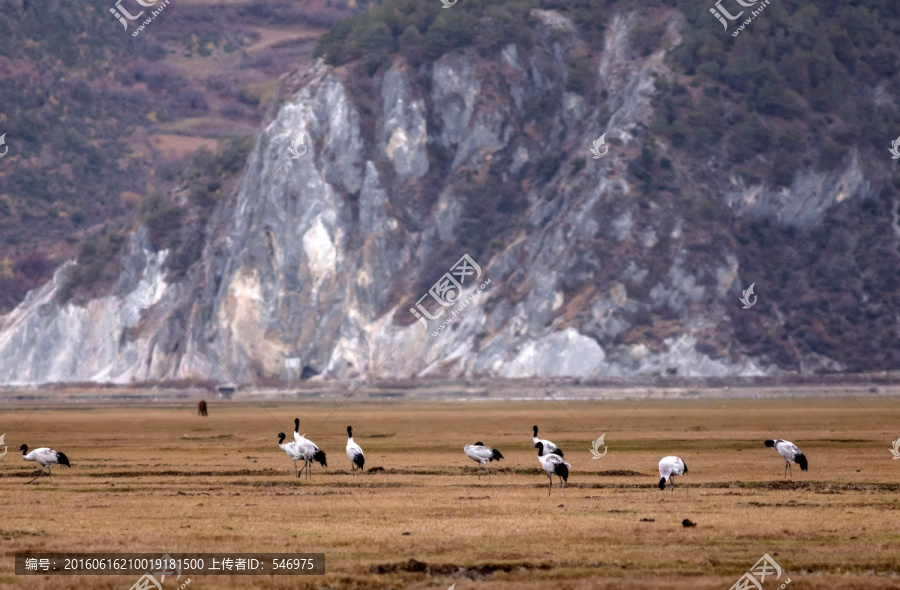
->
[[1, 395, 899, 589]]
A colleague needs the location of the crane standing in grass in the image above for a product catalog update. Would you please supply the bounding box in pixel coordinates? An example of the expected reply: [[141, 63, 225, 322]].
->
[[765, 439, 808, 479], [345, 426, 365, 474], [658, 456, 688, 491], [464, 442, 504, 479], [534, 441, 570, 495], [293, 418, 327, 479], [20, 444, 70, 484], [277, 433, 304, 477]]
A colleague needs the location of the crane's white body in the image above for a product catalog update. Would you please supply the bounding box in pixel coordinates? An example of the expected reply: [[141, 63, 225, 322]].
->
[[295, 438, 324, 479], [534, 441, 571, 495], [20, 445, 70, 484], [766, 439, 808, 478], [277, 434, 304, 477], [658, 456, 687, 491], [292, 418, 327, 479], [346, 426, 364, 474], [464, 443, 503, 479]]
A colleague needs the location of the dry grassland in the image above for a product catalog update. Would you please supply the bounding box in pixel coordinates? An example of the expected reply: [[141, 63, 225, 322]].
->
[[1, 396, 899, 589]]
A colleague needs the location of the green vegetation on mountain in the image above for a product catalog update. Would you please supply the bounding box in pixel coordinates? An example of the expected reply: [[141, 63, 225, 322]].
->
[[157, 136, 253, 280], [0, 0, 347, 312], [320, 0, 900, 186]]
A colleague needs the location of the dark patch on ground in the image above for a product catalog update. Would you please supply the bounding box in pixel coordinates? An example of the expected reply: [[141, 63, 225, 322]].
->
[[372, 558, 553, 578], [56, 468, 285, 478], [747, 500, 820, 507]]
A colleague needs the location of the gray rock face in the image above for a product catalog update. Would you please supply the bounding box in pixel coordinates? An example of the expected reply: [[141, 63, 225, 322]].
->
[[0, 10, 872, 385], [0, 229, 168, 383], [723, 154, 869, 228], [381, 63, 429, 179]]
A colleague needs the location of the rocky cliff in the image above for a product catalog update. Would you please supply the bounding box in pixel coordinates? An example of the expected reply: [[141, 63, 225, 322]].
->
[[1, 7, 897, 385]]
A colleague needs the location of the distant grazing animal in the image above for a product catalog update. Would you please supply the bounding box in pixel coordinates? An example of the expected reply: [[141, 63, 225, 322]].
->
[[464, 442, 504, 479], [293, 418, 327, 479], [277, 433, 304, 477], [198, 400, 208, 416], [658, 456, 688, 491], [532, 425, 563, 457], [534, 441, 571, 495], [345, 426, 365, 474], [765, 439, 808, 478], [20, 444, 70, 484]]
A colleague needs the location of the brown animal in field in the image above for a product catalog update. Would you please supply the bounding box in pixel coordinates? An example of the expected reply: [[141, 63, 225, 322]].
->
[[198, 400, 208, 417]]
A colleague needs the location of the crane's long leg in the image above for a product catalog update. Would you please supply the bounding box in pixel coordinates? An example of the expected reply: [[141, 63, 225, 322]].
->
[[27, 466, 45, 484], [784, 462, 789, 479], [486, 465, 491, 480], [548, 474, 553, 496], [671, 476, 675, 492], [48, 466, 53, 484]]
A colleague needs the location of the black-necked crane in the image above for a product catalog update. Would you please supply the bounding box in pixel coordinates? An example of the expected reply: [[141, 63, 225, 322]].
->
[[534, 441, 570, 495], [658, 456, 688, 491], [346, 426, 364, 474], [765, 439, 808, 479], [532, 425, 564, 457], [277, 433, 304, 477], [292, 418, 327, 479], [20, 444, 70, 484], [464, 442, 503, 479]]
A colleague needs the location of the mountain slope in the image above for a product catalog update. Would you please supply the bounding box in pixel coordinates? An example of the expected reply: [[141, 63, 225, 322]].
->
[[0, 0, 898, 384]]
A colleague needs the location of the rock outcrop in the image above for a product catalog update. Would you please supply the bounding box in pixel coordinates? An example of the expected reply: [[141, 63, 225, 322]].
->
[[0, 9, 889, 385]]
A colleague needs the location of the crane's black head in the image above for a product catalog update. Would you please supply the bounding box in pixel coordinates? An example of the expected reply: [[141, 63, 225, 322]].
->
[[534, 441, 544, 454], [796, 453, 808, 471], [474, 441, 484, 446], [19, 444, 27, 453], [347, 426, 353, 437], [277, 432, 286, 444], [294, 418, 300, 432], [533, 425, 539, 436], [764, 440, 775, 448], [658, 477, 667, 491]]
